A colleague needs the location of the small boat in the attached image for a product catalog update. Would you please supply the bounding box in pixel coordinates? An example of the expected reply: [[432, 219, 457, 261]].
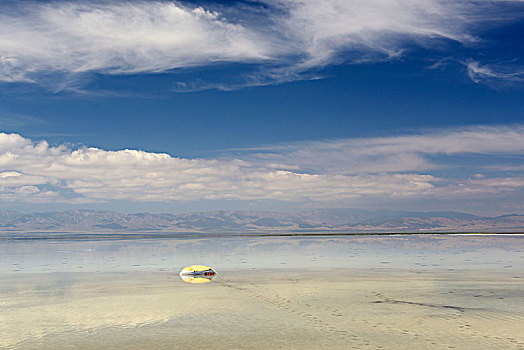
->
[[179, 265, 217, 277]]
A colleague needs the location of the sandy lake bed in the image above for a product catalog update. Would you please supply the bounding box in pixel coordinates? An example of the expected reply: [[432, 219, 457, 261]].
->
[[1, 235, 523, 349]]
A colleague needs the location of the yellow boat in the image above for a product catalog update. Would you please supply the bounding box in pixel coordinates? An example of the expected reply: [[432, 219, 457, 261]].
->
[[179, 265, 217, 277]]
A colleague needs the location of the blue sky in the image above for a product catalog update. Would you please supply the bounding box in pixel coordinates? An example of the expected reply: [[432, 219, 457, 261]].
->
[[0, 0, 523, 215]]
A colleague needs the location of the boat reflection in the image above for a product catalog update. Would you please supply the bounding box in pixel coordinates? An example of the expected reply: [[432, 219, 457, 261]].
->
[[180, 275, 215, 284]]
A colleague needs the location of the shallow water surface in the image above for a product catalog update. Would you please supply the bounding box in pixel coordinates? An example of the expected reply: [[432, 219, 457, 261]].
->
[[1, 235, 523, 349]]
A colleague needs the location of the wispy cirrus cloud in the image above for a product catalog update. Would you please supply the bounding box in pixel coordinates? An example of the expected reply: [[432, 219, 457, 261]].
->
[[465, 59, 524, 83], [0, 1, 277, 84], [0, 125, 523, 208], [273, 0, 477, 68], [234, 124, 524, 175], [0, 0, 522, 90]]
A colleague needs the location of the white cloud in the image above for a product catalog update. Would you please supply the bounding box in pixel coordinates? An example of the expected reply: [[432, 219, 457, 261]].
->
[[275, 0, 476, 68], [0, 132, 438, 203], [0, 0, 521, 87], [471, 177, 524, 189], [465, 60, 524, 83], [430, 177, 524, 199], [240, 124, 524, 174], [0, 125, 523, 205], [0, 1, 275, 83]]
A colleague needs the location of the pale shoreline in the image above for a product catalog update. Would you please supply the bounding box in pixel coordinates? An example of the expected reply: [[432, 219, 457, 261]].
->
[[1, 235, 523, 349], [1, 231, 524, 242], [2, 268, 523, 350]]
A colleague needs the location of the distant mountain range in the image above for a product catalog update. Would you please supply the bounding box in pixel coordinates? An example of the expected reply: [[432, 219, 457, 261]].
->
[[0, 209, 523, 235]]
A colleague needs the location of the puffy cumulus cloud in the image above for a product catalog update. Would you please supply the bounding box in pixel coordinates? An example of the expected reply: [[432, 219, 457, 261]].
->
[[241, 124, 524, 174], [0, 132, 439, 204], [0, 170, 60, 202], [1, 125, 524, 205], [0, 0, 522, 87]]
